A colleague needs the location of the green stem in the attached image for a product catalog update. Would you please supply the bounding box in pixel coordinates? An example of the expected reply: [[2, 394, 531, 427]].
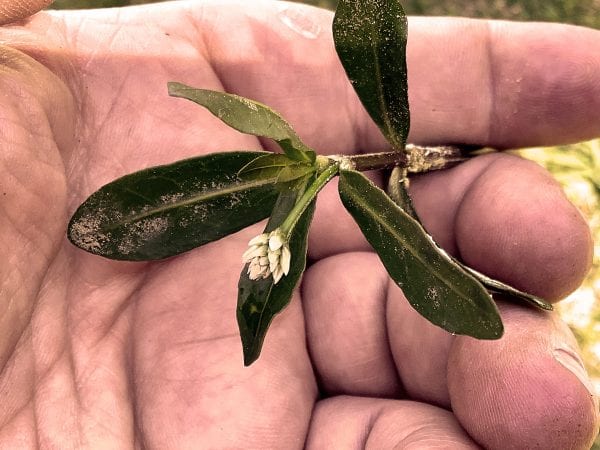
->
[[280, 163, 339, 237]]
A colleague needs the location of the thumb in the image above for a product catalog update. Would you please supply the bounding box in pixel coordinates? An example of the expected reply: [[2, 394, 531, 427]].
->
[[0, 0, 53, 25]]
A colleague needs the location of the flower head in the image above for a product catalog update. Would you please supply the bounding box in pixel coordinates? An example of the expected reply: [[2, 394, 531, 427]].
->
[[242, 229, 291, 284]]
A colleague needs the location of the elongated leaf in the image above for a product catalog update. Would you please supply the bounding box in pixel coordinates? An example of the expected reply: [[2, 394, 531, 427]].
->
[[461, 266, 553, 310], [386, 170, 553, 311], [333, 0, 410, 149], [238, 153, 315, 183], [339, 169, 503, 339], [68, 152, 279, 261], [168, 82, 315, 163], [237, 191, 316, 366]]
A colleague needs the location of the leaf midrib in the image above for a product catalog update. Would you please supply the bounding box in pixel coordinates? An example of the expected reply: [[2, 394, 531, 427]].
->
[[102, 176, 277, 231], [342, 174, 490, 311], [370, 32, 402, 149]]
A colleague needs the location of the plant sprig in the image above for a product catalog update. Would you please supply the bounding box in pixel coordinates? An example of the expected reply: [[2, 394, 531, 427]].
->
[[67, 0, 551, 366]]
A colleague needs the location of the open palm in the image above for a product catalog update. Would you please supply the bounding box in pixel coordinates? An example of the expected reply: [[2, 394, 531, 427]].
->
[[0, 1, 598, 448]]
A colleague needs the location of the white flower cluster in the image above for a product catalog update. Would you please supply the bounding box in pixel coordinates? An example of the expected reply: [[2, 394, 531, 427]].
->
[[242, 229, 291, 284]]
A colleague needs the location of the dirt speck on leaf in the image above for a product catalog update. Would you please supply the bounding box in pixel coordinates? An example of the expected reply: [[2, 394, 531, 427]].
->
[[118, 216, 169, 255], [69, 213, 111, 254]]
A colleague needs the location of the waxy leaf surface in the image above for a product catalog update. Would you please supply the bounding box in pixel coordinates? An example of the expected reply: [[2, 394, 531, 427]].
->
[[68, 152, 279, 261], [168, 82, 315, 163], [237, 190, 315, 366], [339, 169, 503, 339], [333, 0, 410, 149]]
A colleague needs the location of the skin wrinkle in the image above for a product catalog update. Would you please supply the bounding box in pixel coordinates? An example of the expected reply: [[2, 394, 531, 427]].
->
[[364, 406, 388, 448], [186, 2, 211, 61], [32, 346, 78, 437], [0, 398, 34, 441], [362, 405, 379, 448], [0, 222, 52, 352], [389, 422, 438, 448], [67, 296, 133, 447], [73, 288, 133, 356], [305, 396, 377, 448], [30, 345, 59, 449], [0, 108, 65, 381], [128, 300, 144, 450], [0, 336, 34, 431]]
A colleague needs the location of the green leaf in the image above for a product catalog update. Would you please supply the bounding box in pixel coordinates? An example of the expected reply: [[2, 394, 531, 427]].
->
[[387, 166, 419, 219], [386, 169, 553, 311], [168, 82, 316, 163], [461, 266, 553, 311], [238, 153, 315, 183], [237, 191, 316, 366], [333, 0, 410, 150], [339, 169, 503, 339], [68, 152, 279, 261]]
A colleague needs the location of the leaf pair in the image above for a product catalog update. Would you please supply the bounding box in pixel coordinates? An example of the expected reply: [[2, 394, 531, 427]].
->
[[68, 84, 317, 261], [339, 169, 504, 337], [333, 0, 550, 340]]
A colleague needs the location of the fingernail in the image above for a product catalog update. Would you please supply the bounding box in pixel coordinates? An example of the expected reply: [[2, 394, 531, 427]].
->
[[553, 346, 597, 404]]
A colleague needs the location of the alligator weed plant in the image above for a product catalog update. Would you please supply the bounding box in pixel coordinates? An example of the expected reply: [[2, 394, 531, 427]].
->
[[68, 0, 552, 365]]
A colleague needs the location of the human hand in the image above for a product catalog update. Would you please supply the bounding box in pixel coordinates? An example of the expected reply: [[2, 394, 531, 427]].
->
[[0, 1, 598, 448]]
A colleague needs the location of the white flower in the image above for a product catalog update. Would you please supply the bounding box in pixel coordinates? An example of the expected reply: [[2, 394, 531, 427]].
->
[[242, 229, 291, 284]]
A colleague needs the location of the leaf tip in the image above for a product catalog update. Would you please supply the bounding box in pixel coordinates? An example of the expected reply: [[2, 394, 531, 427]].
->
[[239, 327, 263, 367], [534, 297, 554, 311], [167, 81, 186, 97], [243, 347, 260, 367]]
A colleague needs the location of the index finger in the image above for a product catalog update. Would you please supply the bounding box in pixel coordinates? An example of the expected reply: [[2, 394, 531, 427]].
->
[[201, 4, 600, 150], [405, 17, 600, 148]]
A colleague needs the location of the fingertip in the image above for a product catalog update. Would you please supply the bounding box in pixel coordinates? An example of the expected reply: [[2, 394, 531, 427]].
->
[[448, 304, 599, 450], [487, 21, 600, 147], [405, 19, 600, 148], [0, 1, 53, 26], [454, 153, 593, 300]]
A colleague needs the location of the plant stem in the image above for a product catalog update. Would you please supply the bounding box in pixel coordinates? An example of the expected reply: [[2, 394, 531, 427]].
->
[[328, 144, 469, 173], [279, 144, 469, 237], [280, 163, 339, 237], [346, 151, 408, 171], [403, 144, 469, 173]]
